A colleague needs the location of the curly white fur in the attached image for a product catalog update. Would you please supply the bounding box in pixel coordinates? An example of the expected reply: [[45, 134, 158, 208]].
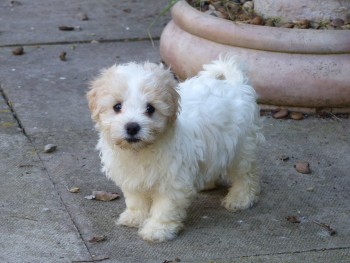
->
[[87, 56, 264, 242]]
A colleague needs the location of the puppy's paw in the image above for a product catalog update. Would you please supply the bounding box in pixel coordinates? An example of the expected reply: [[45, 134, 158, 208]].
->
[[222, 193, 258, 212], [116, 209, 148, 228], [138, 219, 182, 242]]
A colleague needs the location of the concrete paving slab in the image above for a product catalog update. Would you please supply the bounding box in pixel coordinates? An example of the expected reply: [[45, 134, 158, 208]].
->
[[0, 41, 160, 134], [0, 0, 170, 46], [28, 115, 350, 262], [0, 96, 92, 262], [1, 0, 350, 261]]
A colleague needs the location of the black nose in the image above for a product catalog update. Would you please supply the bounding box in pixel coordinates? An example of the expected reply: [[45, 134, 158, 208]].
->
[[125, 122, 141, 136]]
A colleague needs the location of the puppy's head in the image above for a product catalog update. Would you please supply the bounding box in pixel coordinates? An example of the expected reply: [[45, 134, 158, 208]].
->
[[87, 62, 179, 150]]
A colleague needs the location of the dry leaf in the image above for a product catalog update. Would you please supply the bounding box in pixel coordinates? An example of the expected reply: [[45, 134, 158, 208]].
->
[[290, 112, 304, 120], [69, 187, 80, 193], [85, 191, 119, 201], [273, 109, 289, 119], [286, 215, 300, 223], [88, 235, 106, 243]]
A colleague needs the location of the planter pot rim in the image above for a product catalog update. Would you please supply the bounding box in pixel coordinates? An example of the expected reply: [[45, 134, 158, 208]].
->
[[172, 0, 350, 54], [160, 21, 350, 109]]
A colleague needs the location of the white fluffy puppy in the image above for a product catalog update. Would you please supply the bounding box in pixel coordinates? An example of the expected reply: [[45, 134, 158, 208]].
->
[[87, 56, 264, 242]]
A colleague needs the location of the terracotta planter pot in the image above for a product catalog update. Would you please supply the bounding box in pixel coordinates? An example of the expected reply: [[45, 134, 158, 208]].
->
[[160, 0, 350, 112]]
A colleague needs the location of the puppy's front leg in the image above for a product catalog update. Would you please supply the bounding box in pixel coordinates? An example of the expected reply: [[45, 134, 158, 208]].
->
[[138, 190, 192, 242], [117, 189, 151, 228]]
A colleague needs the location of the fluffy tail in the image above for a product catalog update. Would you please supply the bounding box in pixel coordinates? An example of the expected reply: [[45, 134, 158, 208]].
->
[[199, 55, 247, 86], [200, 55, 265, 145]]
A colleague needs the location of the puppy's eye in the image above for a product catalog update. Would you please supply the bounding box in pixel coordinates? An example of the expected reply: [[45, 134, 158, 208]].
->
[[145, 103, 155, 116], [113, 103, 122, 113]]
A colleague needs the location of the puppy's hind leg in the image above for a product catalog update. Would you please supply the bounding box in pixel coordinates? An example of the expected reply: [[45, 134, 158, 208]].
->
[[222, 142, 260, 212]]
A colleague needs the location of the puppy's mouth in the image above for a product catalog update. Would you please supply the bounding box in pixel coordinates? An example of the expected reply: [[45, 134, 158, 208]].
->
[[125, 137, 141, 143]]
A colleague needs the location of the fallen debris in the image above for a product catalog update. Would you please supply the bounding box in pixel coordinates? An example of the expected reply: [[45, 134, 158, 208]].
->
[[278, 155, 289, 161], [44, 144, 57, 153], [306, 187, 314, 192], [273, 109, 289, 119], [294, 161, 311, 174], [12, 46, 24, 55], [58, 25, 75, 31], [286, 215, 301, 223], [290, 112, 304, 120], [88, 235, 107, 243], [85, 191, 119, 201], [313, 221, 337, 236], [76, 12, 89, 21], [69, 187, 80, 193], [59, 51, 66, 61]]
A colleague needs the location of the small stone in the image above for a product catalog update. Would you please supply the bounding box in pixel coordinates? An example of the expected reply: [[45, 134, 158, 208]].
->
[[306, 187, 314, 192], [12, 46, 24, 55], [90, 40, 100, 44], [76, 12, 89, 21], [294, 161, 311, 174], [59, 51, 66, 61], [242, 1, 253, 11], [290, 112, 304, 120], [331, 18, 344, 27], [273, 109, 289, 119], [251, 16, 264, 25], [44, 144, 57, 153]]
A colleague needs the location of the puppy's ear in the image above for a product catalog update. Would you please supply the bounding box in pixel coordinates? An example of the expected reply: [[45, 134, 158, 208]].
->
[[86, 82, 100, 123], [166, 77, 180, 123], [161, 61, 179, 82]]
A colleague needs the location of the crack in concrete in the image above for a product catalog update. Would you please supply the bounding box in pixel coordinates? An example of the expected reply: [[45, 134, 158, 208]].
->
[[0, 84, 95, 261], [0, 36, 160, 48], [239, 246, 350, 259], [0, 84, 27, 136]]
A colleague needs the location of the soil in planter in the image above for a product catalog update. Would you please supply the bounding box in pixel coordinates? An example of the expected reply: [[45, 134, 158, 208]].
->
[[187, 0, 350, 30]]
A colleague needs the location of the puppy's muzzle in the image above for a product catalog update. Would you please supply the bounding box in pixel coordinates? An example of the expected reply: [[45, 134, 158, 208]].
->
[[125, 122, 141, 143]]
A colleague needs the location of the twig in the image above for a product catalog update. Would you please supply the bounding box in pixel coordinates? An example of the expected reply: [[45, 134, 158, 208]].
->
[[71, 257, 109, 263], [329, 112, 342, 122], [147, 0, 178, 48], [313, 221, 337, 235]]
